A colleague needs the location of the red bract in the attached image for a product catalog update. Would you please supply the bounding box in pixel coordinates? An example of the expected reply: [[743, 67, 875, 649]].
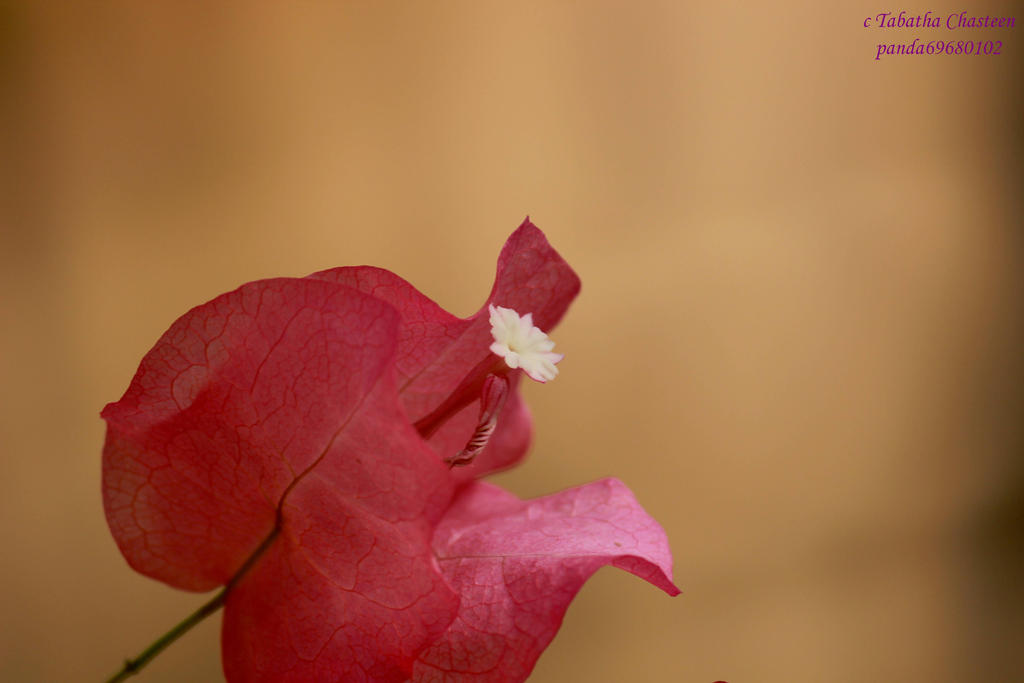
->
[[102, 219, 679, 682]]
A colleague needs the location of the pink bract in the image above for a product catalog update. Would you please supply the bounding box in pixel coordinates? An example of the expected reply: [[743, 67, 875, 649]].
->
[[102, 219, 678, 682]]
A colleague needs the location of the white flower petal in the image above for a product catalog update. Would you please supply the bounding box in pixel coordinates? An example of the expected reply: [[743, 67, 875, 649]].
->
[[488, 305, 563, 382]]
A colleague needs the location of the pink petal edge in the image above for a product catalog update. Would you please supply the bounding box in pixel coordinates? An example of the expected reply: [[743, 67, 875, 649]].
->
[[413, 478, 679, 683]]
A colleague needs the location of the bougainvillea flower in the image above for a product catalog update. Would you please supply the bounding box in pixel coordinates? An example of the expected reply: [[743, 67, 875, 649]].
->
[[487, 305, 563, 382], [102, 219, 678, 682]]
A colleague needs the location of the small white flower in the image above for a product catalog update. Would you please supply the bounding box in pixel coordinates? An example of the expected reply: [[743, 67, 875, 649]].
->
[[488, 305, 563, 383]]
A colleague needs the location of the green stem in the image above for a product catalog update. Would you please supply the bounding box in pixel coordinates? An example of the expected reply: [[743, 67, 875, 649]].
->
[[104, 588, 228, 683], [104, 527, 280, 682]]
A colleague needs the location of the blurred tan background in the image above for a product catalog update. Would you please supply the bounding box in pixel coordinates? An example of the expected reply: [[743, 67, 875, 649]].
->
[[2, 2, 1022, 682]]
